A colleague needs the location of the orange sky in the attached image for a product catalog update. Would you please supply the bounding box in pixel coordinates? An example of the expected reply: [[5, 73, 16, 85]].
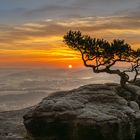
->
[[0, 48, 82, 68], [0, 17, 140, 68]]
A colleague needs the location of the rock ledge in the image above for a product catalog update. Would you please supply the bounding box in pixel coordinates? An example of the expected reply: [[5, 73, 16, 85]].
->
[[24, 83, 140, 140]]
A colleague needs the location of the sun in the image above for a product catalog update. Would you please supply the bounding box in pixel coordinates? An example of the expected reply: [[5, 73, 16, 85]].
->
[[68, 64, 73, 69]]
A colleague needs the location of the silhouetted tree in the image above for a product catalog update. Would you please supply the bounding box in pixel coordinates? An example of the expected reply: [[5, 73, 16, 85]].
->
[[64, 31, 140, 87]]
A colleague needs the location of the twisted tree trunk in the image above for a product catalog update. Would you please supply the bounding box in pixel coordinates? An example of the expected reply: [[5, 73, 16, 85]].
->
[[119, 72, 129, 88], [82, 56, 136, 88], [94, 68, 129, 88]]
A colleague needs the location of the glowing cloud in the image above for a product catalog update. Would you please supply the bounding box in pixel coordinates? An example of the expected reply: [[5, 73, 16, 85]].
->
[[0, 15, 140, 68]]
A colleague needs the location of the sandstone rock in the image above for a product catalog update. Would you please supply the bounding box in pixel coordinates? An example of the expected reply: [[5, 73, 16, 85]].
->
[[129, 101, 139, 112], [23, 84, 140, 140]]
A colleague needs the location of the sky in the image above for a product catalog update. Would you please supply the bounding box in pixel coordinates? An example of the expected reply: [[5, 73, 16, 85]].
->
[[0, 0, 140, 68]]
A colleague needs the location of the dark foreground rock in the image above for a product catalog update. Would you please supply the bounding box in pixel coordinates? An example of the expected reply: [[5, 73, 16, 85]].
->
[[23, 83, 140, 140]]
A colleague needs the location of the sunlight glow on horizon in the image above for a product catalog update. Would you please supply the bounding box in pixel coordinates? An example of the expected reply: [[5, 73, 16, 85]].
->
[[68, 64, 73, 69], [0, 16, 140, 68]]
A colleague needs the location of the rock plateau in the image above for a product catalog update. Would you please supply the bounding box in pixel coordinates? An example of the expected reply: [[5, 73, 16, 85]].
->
[[24, 82, 140, 140]]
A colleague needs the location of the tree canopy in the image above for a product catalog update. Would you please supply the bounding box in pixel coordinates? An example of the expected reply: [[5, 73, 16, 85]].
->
[[64, 30, 140, 87]]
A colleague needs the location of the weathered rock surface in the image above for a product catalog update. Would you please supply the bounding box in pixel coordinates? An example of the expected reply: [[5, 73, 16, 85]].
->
[[23, 83, 140, 140]]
